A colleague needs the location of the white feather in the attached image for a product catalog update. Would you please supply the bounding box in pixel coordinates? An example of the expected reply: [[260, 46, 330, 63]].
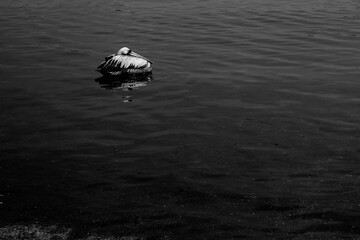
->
[[97, 47, 153, 75], [105, 55, 148, 69]]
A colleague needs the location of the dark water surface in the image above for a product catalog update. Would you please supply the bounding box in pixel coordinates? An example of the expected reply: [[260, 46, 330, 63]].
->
[[1, 0, 360, 239]]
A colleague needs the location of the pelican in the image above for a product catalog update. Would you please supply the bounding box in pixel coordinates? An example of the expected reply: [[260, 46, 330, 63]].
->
[[97, 47, 153, 76]]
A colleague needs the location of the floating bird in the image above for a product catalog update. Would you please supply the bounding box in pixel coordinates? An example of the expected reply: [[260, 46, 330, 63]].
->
[[97, 47, 153, 76]]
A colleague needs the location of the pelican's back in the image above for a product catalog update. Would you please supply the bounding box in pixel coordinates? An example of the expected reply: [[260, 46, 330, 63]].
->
[[97, 54, 151, 75]]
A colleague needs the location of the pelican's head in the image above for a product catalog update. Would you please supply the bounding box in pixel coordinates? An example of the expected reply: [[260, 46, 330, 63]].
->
[[118, 47, 131, 55], [118, 47, 153, 64]]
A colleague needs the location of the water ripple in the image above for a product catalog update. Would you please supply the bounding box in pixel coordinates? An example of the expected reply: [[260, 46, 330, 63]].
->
[[1, 0, 360, 238]]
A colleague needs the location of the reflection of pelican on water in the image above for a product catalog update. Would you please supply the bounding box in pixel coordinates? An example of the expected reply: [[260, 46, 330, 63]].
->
[[95, 73, 153, 90], [95, 73, 153, 102]]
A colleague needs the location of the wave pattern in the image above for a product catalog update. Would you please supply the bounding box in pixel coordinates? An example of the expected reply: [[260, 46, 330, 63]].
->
[[1, 0, 360, 239]]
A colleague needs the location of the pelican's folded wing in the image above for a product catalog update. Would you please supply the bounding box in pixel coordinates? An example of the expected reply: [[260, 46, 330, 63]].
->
[[112, 55, 149, 69], [105, 54, 116, 61], [97, 55, 150, 74], [96, 54, 117, 71]]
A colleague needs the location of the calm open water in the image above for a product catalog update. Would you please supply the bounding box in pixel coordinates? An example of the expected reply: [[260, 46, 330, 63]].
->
[[1, 0, 360, 239]]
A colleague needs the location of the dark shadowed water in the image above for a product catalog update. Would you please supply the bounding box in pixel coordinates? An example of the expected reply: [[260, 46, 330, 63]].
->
[[1, 0, 360, 239]]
